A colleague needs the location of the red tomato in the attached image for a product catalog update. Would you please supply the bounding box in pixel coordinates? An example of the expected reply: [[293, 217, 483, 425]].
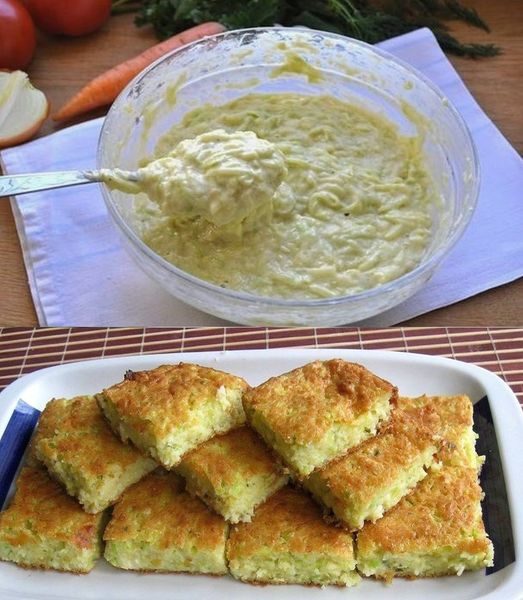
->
[[23, 0, 111, 37], [0, 0, 36, 70]]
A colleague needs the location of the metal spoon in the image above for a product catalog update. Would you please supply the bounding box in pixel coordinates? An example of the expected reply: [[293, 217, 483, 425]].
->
[[0, 169, 139, 198]]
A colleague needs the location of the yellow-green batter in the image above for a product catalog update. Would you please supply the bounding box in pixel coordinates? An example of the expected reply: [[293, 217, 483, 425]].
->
[[101, 129, 286, 227], [134, 93, 434, 299]]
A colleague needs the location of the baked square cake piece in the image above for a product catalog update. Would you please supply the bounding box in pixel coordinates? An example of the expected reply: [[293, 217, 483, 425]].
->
[[397, 395, 483, 470], [97, 363, 249, 469], [0, 467, 105, 573], [34, 395, 157, 513], [176, 425, 288, 523], [227, 486, 360, 586], [243, 359, 395, 477], [304, 401, 440, 530], [357, 394, 493, 579], [356, 465, 494, 580], [104, 472, 228, 574]]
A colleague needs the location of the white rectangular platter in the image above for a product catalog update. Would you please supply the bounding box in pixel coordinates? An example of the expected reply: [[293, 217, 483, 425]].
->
[[0, 348, 522, 600]]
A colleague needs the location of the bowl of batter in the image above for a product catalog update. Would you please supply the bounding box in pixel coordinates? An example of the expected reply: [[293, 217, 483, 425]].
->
[[97, 27, 478, 326]]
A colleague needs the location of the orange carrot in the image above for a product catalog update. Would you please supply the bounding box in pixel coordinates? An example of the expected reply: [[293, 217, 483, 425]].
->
[[53, 22, 226, 122]]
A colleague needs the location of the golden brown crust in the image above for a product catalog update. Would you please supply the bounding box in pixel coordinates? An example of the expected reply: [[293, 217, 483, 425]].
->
[[400, 566, 492, 579], [243, 360, 396, 444], [312, 403, 440, 502], [179, 426, 283, 486], [34, 396, 153, 479], [370, 570, 473, 582], [356, 466, 491, 556], [105, 568, 226, 577], [0, 467, 102, 550], [100, 363, 249, 437], [397, 395, 475, 465], [397, 395, 472, 428], [227, 487, 354, 558], [104, 472, 227, 551], [232, 577, 350, 588]]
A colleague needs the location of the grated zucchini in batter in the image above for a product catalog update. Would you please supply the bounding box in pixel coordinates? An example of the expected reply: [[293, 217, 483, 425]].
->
[[133, 93, 435, 299]]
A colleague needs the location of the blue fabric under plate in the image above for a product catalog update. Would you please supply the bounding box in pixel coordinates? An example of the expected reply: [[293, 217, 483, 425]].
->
[[0, 400, 40, 509]]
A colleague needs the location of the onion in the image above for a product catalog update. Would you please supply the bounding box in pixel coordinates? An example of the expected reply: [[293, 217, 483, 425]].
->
[[0, 70, 49, 149]]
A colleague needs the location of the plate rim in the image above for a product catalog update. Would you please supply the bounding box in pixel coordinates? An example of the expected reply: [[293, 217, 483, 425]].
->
[[0, 348, 522, 600]]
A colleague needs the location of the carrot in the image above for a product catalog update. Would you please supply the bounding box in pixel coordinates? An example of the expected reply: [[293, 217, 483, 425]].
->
[[52, 21, 226, 122]]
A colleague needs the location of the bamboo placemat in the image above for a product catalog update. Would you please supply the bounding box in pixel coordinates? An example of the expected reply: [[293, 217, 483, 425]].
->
[[0, 327, 521, 407]]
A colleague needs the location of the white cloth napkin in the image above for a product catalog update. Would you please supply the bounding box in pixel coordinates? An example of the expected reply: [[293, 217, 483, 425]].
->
[[2, 28, 522, 326]]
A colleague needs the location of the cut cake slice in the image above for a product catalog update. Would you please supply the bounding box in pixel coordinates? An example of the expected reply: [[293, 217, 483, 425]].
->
[[104, 472, 228, 574], [243, 359, 395, 478], [397, 394, 484, 470], [97, 363, 249, 469], [227, 486, 360, 587], [0, 467, 105, 573], [356, 394, 494, 580], [304, 401, 440, 530], [34, 395, 157, 513], [356, 465, 494, 579], [176, 425, 288, 523]]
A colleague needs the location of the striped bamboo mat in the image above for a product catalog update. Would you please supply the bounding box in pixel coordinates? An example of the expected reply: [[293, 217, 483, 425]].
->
[[0, 327, 521, 406]]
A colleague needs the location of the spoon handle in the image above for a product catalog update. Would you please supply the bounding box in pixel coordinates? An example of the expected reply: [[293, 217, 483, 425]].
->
[[0, 170, 98, 198]]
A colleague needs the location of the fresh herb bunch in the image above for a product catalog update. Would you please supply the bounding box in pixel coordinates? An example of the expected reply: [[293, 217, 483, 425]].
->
[[111, 0, 500, 58]]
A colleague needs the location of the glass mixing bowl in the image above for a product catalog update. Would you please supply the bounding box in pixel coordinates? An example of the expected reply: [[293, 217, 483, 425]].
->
[[98, 27, 478, 326]]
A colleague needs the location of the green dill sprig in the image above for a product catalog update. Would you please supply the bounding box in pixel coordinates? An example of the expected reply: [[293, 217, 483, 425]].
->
[[112, 0, 501, 58], [442, 0, 490, 32]]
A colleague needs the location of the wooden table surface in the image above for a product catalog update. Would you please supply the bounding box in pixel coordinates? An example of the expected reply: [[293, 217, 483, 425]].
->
[[0, 0, 521, 326]]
